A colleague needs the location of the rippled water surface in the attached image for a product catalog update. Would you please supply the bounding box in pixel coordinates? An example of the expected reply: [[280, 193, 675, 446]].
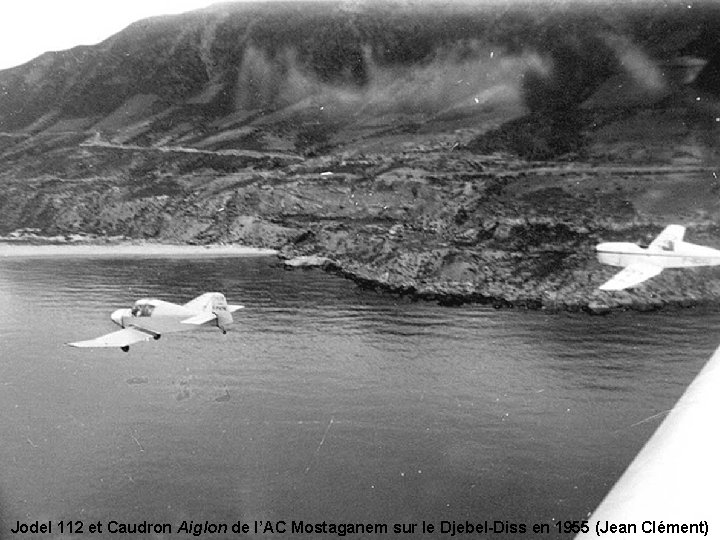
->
[[0, 254, 717, 538]]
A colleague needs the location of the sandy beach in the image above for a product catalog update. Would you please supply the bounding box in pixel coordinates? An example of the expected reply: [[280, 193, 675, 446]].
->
[[0, 242, 278, 258]]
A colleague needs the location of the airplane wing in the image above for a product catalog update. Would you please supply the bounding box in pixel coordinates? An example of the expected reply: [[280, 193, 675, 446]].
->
[[67, 327, 154, 348], [599, 262, 664, 291], [181, 313, 217, 325], [574, 344, 720, 538], [648, 224, 685, 251]]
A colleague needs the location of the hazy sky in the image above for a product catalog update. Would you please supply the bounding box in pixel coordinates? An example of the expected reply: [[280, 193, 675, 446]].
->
[[0, 1, 218, 70]]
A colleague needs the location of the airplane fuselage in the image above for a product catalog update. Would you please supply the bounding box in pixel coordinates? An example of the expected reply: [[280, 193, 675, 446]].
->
[[596, 241, 720, 269], [111, 299, 231, 335]]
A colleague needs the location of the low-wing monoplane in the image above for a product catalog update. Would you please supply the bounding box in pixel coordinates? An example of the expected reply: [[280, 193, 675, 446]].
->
[[596, 224, 720, 291], [68, 292, 243, 351]]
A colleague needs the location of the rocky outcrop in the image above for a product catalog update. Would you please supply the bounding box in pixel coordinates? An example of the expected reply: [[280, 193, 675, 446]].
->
[[283, 255, 332, 269]]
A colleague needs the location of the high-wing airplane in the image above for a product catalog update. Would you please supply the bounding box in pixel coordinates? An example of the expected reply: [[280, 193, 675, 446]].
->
[[67, 292, 243, 352], [596, 224, 720, 291]]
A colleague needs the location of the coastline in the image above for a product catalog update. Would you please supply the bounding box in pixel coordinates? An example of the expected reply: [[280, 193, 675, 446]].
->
[[3, 240, 716, 314], [0, 241, 277, 258], [282, 253, 720, 314]]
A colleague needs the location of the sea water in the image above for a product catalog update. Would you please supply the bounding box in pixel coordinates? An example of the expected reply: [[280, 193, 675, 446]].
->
[[0, 254, 716, 538]]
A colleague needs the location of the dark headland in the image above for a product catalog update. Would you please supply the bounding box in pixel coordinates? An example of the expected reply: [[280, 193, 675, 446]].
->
[[2, 0, 720, 312]]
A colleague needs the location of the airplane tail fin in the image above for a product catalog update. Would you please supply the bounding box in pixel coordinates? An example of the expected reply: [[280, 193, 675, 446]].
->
[[183, 292, 227, 312], [184, 292, 236, 332]]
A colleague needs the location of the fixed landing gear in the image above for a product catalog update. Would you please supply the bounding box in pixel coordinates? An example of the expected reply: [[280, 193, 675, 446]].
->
[[153, 334, 161, 340], [121, 346, 130, 352]]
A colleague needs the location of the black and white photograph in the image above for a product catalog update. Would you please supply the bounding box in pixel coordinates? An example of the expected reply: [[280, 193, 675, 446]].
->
[[0, 0, 717, 538]]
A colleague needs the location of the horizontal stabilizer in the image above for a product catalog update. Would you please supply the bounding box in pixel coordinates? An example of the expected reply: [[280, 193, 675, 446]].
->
[[228, 305, 244, 313], [599, 262, 664, 291], [67, 327, 153, 348], [181, 312, 217, 325]]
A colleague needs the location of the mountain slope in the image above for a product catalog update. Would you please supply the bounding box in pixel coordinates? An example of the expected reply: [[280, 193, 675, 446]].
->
[[3, 1, 720, 311]]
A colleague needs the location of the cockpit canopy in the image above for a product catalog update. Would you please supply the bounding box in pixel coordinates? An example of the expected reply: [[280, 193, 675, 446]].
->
[[131, 299, 158, 317]]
